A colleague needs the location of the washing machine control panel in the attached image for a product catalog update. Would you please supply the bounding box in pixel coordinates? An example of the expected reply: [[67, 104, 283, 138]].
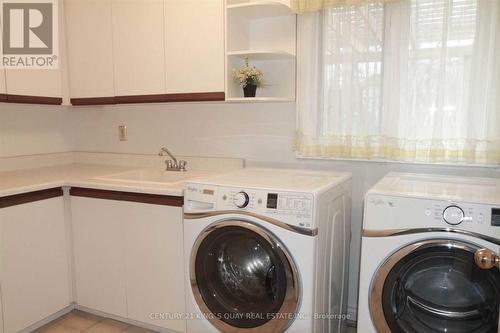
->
[[184, 183, 315, 229]]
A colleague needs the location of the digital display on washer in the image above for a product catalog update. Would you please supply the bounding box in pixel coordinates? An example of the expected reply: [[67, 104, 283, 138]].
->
[[491, 208, 500, 226], [267, 193, 278, 209]]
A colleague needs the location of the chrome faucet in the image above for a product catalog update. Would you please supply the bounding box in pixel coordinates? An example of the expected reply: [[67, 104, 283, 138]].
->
[[158, 147, 187, 172]]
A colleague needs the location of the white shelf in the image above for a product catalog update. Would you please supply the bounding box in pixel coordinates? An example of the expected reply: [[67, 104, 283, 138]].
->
[[227, 1, 292, 19], [226, 97, 294, 103], [227, 50, 295, 60], [225, 0, 296, 103]]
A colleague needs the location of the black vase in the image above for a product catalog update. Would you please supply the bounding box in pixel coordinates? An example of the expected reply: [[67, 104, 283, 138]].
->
[[243, 84, 257, 98]]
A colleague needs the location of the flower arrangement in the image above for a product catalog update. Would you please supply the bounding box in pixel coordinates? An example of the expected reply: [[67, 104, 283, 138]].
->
[[233, 65, 263, 88], [232, 57, 263, 97]]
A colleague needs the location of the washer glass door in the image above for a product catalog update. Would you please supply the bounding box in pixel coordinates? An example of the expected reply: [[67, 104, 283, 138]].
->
[[191, 220, 300, 333], [371, 239, 500, 333]]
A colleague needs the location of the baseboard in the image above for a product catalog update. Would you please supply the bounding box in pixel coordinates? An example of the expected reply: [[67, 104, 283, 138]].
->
[[75, 305, 181, 333], [18, 303, 75, 333]]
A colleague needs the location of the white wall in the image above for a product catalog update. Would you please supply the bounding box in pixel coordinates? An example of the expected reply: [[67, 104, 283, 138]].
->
[[0, 104, 74, 157], [69, 101, 500, 317], [71, 102, 295, 162]]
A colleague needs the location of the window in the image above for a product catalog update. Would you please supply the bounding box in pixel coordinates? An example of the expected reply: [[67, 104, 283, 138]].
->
[[295, 0, 500, 165]]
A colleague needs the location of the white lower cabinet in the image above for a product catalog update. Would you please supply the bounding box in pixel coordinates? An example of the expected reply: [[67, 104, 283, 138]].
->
[[71, 195, 186, 332], [125, 203, 186, 332], [71, 197, 128, 317], [0, 196, 70, 333]]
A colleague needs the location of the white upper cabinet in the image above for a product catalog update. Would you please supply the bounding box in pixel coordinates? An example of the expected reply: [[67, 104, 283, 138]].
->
[[64, 0, 225, 103], [4, 67, 62, 99], [65, 0, 115, 99], [112, 0, 166, 97], [4, 1, 64, 100], [0, 14, 7, 99], [164, 0, 225, 94], [0, 63, 5, 102]]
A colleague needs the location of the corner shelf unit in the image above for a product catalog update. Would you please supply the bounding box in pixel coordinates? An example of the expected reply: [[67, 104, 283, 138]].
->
[[225, 0, 296, 102], [226, 97, 294, 103], [227, 1, 292, 18], [227, 50, 294, 60]]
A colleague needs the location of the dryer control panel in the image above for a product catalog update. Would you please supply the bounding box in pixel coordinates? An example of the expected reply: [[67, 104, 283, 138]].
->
[[184, 183, 315, 229], [491, 208, 500, 227], [364, 193, 500, 239]]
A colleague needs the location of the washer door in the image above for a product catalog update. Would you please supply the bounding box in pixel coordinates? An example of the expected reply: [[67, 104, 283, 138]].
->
[[371, 239, 500, 333], [190, 220, 300, 333]]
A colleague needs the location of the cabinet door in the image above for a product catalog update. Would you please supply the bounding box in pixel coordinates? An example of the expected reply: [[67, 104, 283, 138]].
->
[[0, 69, 5, 102], [0, 197, 70, 333], [0, 21, 6, 101], [5, 69, 62, 99], [112, 0, 166, 97], [125, 203, 186, 332], [4, 2, 63, 99], [65, 0, 115, 99], [164, 0, 224, 94], [71, 197, 127, 317]]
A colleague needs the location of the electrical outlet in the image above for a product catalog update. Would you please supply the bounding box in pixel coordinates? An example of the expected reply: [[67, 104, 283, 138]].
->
[[118, 125, 127, 141]]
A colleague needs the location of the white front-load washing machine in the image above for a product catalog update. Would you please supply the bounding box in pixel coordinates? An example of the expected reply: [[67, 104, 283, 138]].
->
[[183, 168, 351, 333], [358, 173, 500, 333]]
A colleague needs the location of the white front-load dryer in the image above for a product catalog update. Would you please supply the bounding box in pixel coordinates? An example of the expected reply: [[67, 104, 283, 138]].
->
[[183, 168, 352, 333], [358, 173, 500, 333]]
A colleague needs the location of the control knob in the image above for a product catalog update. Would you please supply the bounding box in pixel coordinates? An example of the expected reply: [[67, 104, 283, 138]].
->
[[234, 191, 250, 208], [443, 205, 464, 225]]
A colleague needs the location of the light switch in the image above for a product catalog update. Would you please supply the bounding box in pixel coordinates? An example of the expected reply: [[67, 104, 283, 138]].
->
[[118, 125, 127, 141]]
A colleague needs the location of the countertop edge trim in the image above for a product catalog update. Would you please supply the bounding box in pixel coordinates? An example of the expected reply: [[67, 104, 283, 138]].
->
[[6, 94, 63, 105], [70, 92, 225, 106], [0, 187, 63, 208], [69, 187, 183, 207]]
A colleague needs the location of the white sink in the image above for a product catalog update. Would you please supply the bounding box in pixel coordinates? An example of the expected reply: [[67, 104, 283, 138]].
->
[[94, 169, 212, 185]]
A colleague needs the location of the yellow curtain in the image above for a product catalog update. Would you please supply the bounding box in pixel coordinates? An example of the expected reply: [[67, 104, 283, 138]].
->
[[291, 0, 398, 14]]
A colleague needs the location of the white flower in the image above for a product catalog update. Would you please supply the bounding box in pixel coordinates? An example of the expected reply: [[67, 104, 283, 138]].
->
[[232, 65, 264, 88]]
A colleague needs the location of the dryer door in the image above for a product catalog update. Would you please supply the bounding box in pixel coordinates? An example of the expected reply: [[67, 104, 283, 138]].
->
[[371, 239, 500, 333], [190, 220, 300, 333]]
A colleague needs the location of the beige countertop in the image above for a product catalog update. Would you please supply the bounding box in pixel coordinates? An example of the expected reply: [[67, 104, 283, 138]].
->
[[0, 163, 219, 197]]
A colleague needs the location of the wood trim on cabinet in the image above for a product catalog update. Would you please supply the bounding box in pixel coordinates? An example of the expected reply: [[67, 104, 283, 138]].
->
[[69, 187, 183, 207], [0, 188, 63, 209], [70, 92, 225, 106], [0, 93, 7, 102], [114, 94, 166, 104], [70, 96, 117, 106], [6, 94, 63, 105], [164, 92, 225, 102]]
